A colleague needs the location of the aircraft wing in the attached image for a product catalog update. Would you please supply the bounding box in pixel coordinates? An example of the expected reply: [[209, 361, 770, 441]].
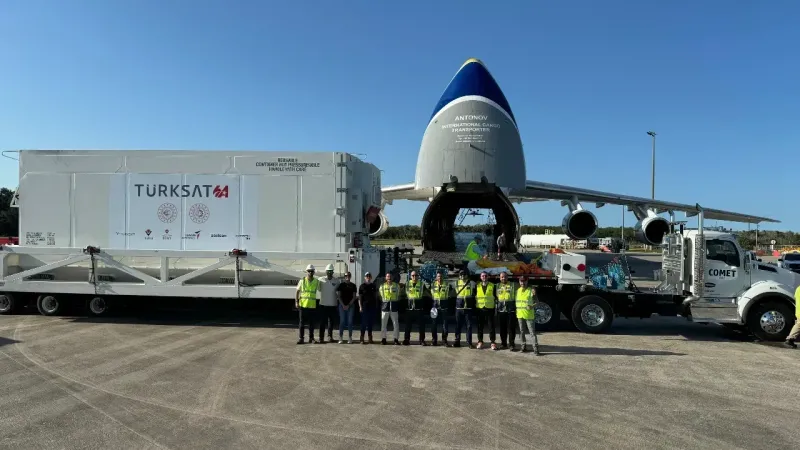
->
[[381, 183, 434, 204], [507, 180, 779, 224]]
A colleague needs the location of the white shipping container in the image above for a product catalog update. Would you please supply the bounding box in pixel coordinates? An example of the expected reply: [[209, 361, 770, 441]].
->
[[17, 150, 382, 253]]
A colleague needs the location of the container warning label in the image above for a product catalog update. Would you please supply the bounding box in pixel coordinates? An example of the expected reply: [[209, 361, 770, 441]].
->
[[255, 158, 321, 172], [25, 232, 55, 246]]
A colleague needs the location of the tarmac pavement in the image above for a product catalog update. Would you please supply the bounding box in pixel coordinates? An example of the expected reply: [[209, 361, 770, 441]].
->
[[1, 308, 798, 450]]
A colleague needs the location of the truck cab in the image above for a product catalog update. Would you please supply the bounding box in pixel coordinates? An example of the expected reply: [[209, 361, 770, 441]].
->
[[669, 230, 799, 341]]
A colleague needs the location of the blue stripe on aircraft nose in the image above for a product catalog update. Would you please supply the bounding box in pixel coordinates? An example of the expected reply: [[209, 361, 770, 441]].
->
[[430, 59, 516, 124]]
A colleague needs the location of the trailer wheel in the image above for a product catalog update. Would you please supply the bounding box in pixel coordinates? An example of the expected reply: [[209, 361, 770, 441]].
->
[[746, 300, 793, 342], [37, 295, 62, 316], [571, 295, 614, 334], [0, 294, 16, 315], [88, 297, 109, 316], [533, 294, 560, 331]]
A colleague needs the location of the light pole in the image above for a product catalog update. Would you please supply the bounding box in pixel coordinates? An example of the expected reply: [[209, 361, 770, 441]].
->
[[647, 131, 656, 199]]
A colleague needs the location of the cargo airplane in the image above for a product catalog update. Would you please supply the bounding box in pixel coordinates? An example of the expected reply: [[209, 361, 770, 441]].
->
[[371, 58, 778, 252]]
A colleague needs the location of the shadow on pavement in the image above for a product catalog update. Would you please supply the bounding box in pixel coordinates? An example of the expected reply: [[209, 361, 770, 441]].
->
[[540, 345, 686, 356], [0, 336, 20, 348]]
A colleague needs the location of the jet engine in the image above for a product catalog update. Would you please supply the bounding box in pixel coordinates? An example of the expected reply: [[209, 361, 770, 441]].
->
[[368, 210, 390, 237], [634, 215, 670, 246], [561, 209, 598, 240]]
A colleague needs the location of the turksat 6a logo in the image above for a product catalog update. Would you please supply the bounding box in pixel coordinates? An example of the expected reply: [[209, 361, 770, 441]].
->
[[134, 184, 229, 198]]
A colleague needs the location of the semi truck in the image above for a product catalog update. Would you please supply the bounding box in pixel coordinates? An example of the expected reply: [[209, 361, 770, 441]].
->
[[0, 150, 385, 316], [392, 212, 799, 342]]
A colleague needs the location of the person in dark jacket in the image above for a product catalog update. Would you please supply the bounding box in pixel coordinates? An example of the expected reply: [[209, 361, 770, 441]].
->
[[358, 272, 378, 344]]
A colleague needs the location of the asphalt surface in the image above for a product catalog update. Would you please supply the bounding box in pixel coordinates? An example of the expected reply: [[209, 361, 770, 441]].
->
[[1, 308, 798, 450]]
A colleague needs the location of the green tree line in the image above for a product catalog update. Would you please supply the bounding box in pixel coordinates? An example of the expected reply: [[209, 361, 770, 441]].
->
[[0, 185, 795, 249], [378, 224, 800, 248]]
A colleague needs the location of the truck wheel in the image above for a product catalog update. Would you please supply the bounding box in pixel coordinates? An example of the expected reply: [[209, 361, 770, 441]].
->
[[37, 295, 62, 316], [534, 295, 560, 331], [746, 301, 793, 342], [88, 297, 109, 316], [0, 294, 16, 315], [571, 295, 614, 334]]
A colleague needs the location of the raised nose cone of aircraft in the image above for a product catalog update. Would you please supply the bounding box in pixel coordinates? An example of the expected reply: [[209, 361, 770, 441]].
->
[[416, 59, 526, 253], [429, 58, 516, 125], [414, 58, 526, 191]]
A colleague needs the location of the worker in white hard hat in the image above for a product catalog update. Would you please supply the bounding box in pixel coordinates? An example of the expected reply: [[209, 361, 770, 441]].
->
[[296, 264, 321, 344], [317, 263, 340, 343]]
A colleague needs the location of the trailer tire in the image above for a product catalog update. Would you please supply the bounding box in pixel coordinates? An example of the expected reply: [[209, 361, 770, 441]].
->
[[746, 300, 793, 342], [88, 297, 109, 316], [0, 294, 16, 315], [37, 295, 62, 316], [571, 295, 614, 334], [533, 294, 560, 331]]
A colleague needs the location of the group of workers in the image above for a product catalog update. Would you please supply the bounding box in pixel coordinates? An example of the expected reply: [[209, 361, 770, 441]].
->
[[295, 263, 541, 354]]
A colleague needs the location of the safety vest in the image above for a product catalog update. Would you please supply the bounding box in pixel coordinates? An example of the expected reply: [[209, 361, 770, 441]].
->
[[476, 283, 495, 309], [406, 281, 423, 310], [795, 285, 800, 320], [456, 279, 473, 298], [298, 277, 320, 308], [456, 279, 472, 309], [380, 282, 400, 302], [464, 240, 481, 261], [432, 281, 449, 307], [515, 287, 535, 320], [496, 282, 514, 313]]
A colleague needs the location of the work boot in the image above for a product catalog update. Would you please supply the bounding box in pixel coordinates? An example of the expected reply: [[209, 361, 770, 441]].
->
[[784, 340, 797, 349], [381, 339, 387, 345]]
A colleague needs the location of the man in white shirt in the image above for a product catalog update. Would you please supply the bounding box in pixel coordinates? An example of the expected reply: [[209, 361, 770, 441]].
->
[[318, 264, 341, 343]]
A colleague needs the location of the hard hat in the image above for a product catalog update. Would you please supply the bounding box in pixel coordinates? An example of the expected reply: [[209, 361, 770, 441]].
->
[[325, 264, 334, 271], [305, 264, 315, 272]]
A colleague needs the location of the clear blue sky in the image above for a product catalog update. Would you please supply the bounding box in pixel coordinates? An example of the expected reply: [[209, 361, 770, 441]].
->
[[1, 0, 796, 231]]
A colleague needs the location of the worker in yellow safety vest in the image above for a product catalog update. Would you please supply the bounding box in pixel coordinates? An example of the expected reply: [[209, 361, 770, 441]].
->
[[784, 285, 800, 349], [463, 235, 484, 262], [495, 272, 516, 350], [295, 264, 321, 344], [475, 271, 497, 350], [515, 275, 540, 354], [430, 271, 451, 346], [453, 270, 475, 348], [402, 270, 430, 345], [379, 272, 401, 345]]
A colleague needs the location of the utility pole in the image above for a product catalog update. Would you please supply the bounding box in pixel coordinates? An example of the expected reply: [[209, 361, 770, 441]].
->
[[647, 131, 656, 199]]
